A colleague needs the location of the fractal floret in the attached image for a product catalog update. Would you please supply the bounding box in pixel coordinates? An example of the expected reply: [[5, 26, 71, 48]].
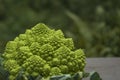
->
[[2, 23, 86, 80]]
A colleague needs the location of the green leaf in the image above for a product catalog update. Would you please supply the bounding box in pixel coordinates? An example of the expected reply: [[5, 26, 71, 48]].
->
[[83, 72, 90, 78], [90, 71, 102, 80], [50, 74, 71, 80], [0, 66, 9, 80], [16, 70, 28, 80], [59, 74, 71, 80], [35, 75, 42, 80], [72, 72, 83, 80]]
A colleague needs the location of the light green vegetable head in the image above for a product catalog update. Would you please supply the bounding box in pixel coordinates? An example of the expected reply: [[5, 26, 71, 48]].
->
[[2, 23, 86, 80]]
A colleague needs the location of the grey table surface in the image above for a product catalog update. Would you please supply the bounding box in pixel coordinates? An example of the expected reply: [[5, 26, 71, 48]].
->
[[85, 58, 120, 80]]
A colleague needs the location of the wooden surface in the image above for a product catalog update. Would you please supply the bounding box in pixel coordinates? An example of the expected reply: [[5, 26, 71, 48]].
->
[[85, 58, 120, 80]]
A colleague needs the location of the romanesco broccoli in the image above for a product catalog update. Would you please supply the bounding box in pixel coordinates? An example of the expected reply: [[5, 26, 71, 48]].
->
[[2, 23, 86, 80]]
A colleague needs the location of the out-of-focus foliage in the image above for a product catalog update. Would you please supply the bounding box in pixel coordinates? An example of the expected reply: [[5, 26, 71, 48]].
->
[[0, 0, 120, 57]]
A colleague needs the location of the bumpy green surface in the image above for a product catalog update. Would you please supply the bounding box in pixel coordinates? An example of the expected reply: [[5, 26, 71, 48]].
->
[[2, 23, 86, 80]]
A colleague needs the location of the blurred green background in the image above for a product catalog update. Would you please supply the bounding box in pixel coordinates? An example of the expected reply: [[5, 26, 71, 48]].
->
[[0, 0, 120, 57]]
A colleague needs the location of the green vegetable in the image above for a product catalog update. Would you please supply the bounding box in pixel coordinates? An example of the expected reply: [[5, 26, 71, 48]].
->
[[2, 23, 86, 80]]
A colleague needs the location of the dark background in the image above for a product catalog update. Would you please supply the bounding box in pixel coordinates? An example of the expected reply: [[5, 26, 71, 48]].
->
[[0, 0, 120, 57]]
